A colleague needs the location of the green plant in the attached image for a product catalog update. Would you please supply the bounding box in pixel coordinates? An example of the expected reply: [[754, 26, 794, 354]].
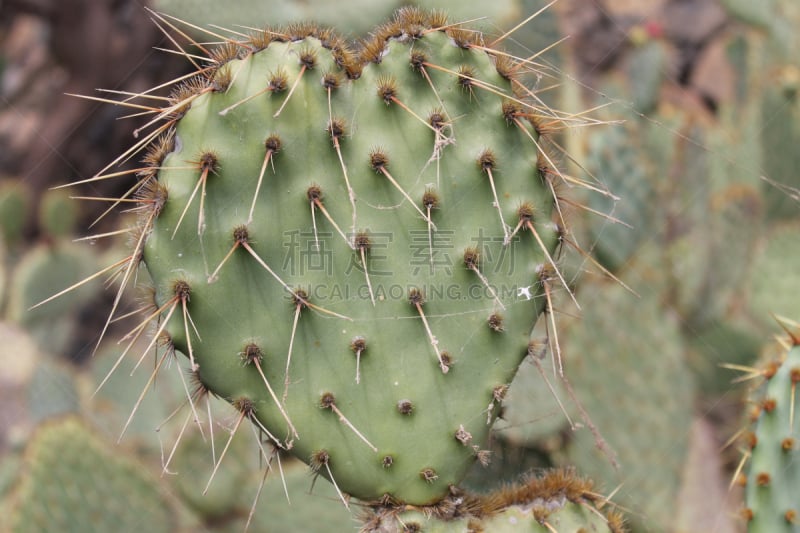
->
[[6, 416, 175, 533], [54, 6, 625, 531], [742, 322, 800, 531]]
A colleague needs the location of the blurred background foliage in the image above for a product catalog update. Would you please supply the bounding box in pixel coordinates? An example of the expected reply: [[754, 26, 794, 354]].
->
[[0, 0, 797, 531]]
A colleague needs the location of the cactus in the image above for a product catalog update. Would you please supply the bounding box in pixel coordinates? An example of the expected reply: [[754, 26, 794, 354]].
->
[[55, 4, 622, 522], [172, 424, 252, 522], [742, 330, 800, 531], [234, 457, 358, 532], [747, 222, 800, 329], [561, 278, 694, 532], [7, 241, 100, 354], [6, 416, 175, 533], [0, 179, 32, 247], [37, 189, 80, 240], [361, 468, 625, 532]]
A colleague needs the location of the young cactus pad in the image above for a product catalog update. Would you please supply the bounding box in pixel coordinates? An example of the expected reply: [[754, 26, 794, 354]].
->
[[76, 8, 602, 507]]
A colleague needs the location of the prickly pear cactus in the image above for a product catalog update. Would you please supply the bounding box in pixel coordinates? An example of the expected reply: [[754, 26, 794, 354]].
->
[[67, 6, 610, 521], [361, 468, 625, 533], [6, 416, 175, 533], [743, 332, 800, 531]]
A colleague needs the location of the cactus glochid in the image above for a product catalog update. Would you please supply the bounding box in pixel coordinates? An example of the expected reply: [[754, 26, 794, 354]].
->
[[61, 6, 615, 525]]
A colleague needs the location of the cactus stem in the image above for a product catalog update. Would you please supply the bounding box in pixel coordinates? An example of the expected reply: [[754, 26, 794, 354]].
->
[[242, 343, 299, 444], [311, 450, 351, 510], [409, 288, 448, 373], [248, 135, 282, 224], [370, 149, 436, 228], [320, 392, 378, 452], [464, 247, 505, 310], [308, 185, 353, 249]]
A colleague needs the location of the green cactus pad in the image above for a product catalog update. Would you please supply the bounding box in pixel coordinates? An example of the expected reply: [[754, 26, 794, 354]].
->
[[744, 342, 800, 531], [0, 180, 32, 247], [748, 222, 800, 329], [8, 242, 100, 354], [83, 8, 594, 507], [173, 424, 252, 521], [7, 416, 175, 533], [37, 189, 80, 239], [563, 279, 694, 532], [360, 468, 625, 532], [231, 457, 357, 532]]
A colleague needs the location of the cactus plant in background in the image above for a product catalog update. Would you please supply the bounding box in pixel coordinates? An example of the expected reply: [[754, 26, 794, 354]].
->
[[740, 320, 800, 532], [46, 5, 624, 531], [5, 416, 175, 533]]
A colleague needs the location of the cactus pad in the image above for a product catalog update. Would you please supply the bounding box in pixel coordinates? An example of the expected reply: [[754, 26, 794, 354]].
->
[[743, 339, 800, 531], [68, 7, 608, 511], [360, 468, 625, 532], [7, 417, 174, 533]]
